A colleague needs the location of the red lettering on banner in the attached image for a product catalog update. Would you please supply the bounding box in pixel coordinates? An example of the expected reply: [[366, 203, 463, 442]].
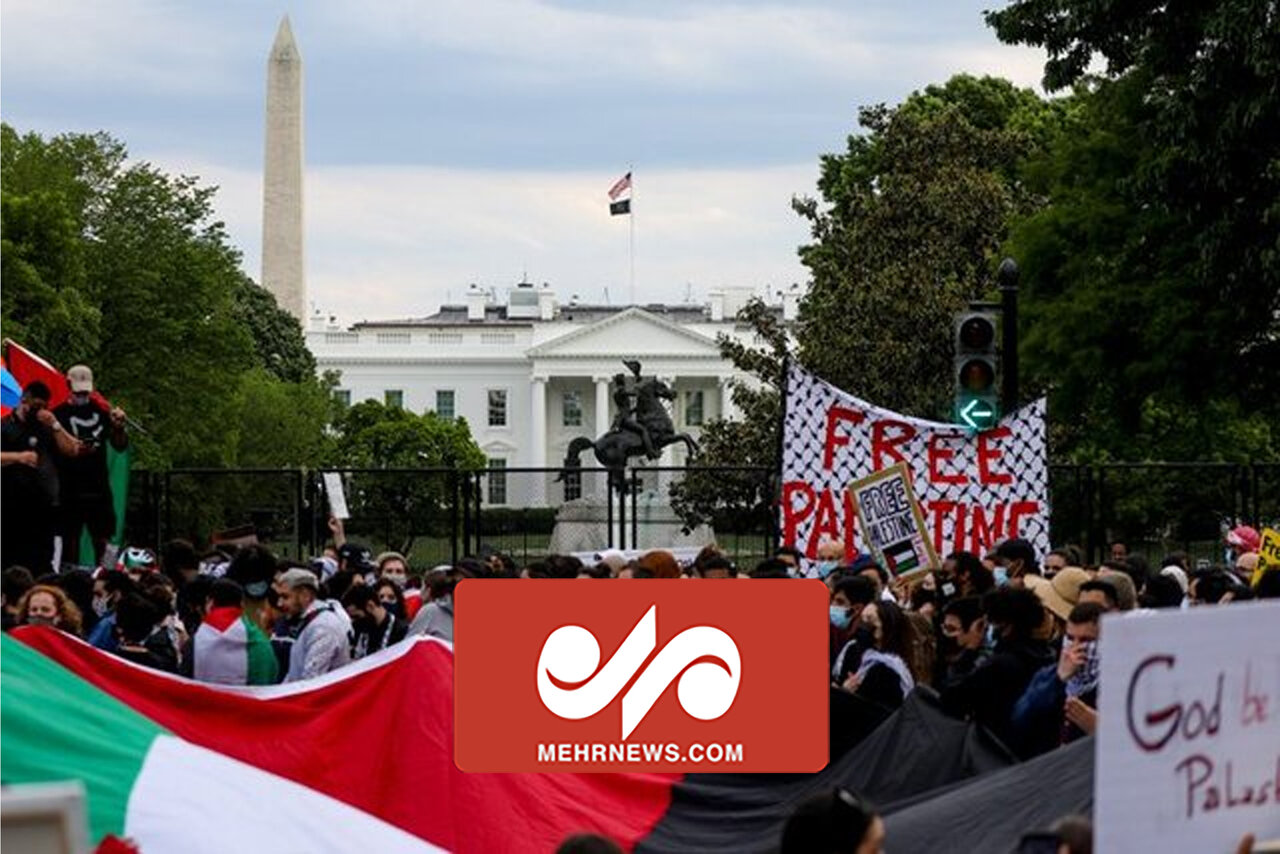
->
[[952, 504, 968, 554], [781, 481, 816, 549], [823, 406, 865, 470], [872, 420, 917, 470], [927, 435, 967, 485], [977, 428, 1014, 485], [810, 489, 842, 556], [842, 490, 859, 557], [928, 500, 956, 556], [969, 504, 1007, 554], [1007, 501, 1039, 539]]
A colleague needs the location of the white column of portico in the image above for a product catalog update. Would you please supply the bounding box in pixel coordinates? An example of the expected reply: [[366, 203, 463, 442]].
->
[[657, 374, 677, 493], [719, 375, 734, 421], [594, 375, 612, 504], [594, 375, 612, 438], [530, 375, 547, 506]]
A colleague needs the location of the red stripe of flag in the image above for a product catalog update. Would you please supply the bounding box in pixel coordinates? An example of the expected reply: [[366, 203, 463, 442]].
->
[[608, 172, 632, 200], [14, 627, 678, 853]]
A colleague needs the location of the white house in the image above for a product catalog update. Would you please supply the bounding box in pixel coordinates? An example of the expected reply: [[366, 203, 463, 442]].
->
[[306, 282, 799, 505]]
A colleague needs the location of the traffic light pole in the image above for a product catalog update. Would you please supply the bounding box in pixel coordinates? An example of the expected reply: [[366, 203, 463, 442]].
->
[[999, 257, 1019, 413]]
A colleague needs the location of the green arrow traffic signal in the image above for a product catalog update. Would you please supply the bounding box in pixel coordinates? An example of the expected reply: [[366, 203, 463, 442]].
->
[[956, 396, 999, 430]]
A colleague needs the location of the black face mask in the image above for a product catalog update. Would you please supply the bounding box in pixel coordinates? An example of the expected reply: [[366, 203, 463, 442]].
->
[[382, 601, 404, 620], [853, 625, 876, 649]]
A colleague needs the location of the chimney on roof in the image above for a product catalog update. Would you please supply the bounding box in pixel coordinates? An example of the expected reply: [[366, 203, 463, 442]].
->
[[466, 284, 486, 322], [782, 284, 801, 322], [708, 289, 725, 322], [538, 284, 556, 321]]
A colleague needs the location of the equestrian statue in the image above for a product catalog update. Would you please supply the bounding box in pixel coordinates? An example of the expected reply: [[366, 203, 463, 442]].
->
[[559, 360, 699, 490]]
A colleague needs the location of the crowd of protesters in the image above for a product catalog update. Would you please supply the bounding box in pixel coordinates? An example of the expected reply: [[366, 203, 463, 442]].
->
[[4, 409, 1277, 854]]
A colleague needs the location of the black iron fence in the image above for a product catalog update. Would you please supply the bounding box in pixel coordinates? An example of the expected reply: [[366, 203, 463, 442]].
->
[[125, 462, 1277, 570]]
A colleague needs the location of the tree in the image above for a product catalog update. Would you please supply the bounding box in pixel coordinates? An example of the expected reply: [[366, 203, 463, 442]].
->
[[328, 400, 486, 553], [987, 1, 1280, 460], [0, 124, 339, 469], [668, 299, 789, 533], [232, 275, 317, 384], [793, 75, 1058, 419]]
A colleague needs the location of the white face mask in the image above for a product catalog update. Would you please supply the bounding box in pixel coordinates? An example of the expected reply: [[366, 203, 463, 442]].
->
[[92, 596, 110, 618]]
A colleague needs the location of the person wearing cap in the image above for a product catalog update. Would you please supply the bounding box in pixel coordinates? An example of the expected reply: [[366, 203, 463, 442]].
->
[[277, 567, 350, 681], [51, 365, 127, 567]]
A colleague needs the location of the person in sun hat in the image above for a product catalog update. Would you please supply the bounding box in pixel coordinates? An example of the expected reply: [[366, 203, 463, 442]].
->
[[1025, 566, 1091, 637]]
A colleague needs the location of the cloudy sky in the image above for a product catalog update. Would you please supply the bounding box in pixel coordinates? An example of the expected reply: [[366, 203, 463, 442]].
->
[[1, 0, 1047, 323]]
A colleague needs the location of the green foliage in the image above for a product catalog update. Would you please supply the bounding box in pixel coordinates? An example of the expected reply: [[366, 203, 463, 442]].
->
[[232, 275, 317, 383], [0, 124, 335, 469], [988, 0, 1280, 460], [668, 298, 789, 532], [793, 75, 1059, 419], [327, 400, 486, 553]]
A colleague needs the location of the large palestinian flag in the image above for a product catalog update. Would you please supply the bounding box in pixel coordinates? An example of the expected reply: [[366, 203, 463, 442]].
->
[[2, 628, 1092, 853]]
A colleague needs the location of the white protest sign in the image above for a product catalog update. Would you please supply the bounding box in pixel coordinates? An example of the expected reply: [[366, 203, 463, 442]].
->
[[322, 472, 350, 520], [1096, 601, 1280, 853]]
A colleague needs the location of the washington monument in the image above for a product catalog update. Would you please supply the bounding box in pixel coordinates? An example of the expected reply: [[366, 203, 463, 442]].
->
[[262, 15, 305, 321]]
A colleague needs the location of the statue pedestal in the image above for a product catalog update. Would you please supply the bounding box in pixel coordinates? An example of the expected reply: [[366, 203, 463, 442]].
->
[[548, 491, 715, 554]]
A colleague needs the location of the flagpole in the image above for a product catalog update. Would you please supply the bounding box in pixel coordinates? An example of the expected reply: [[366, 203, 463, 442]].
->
[[628, 164, 636, 306]]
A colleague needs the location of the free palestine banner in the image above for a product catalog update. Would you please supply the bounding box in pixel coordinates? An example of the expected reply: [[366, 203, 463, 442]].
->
[[780, 363, 1049, 563]]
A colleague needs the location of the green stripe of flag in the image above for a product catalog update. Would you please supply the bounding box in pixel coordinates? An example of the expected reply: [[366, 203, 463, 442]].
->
[[0, 634, 166, 840], [79, 444, 132, 562]]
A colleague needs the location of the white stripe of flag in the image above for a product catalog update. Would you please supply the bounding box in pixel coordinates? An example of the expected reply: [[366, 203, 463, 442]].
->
[[607, 172, 632, 200]]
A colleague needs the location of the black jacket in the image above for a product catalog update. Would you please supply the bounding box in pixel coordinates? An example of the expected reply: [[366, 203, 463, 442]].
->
[[939, 636, 1055, 751]]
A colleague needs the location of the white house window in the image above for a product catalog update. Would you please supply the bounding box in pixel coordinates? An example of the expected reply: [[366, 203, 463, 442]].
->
[[488, 389, 508, 427], [564, 469, 582, 502], [487, 458, 507, 504], [385, 389, 404, 409], [334, 389, 352, 408], [684, 390, 705, 426], [435, 389, 455, 420], [562, 391, 583, 427]]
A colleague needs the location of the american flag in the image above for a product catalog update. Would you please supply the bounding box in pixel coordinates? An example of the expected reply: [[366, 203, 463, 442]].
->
[[607, 172, 632, 200]]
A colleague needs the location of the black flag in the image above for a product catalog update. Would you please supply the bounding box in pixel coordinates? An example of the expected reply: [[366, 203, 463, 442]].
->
[[610, 199, 631, 216]]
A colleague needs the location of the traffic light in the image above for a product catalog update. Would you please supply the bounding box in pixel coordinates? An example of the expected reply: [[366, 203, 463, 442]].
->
[[953, 312, 1000, 430]]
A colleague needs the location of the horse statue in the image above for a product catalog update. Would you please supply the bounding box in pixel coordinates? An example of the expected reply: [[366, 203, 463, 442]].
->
[[559, 361, 699, 491]]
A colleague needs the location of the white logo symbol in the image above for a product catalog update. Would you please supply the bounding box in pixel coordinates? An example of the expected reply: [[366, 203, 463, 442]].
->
[[536, 605, 741, 740]]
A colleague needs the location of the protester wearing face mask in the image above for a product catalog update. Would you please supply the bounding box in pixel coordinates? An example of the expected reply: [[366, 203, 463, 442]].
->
[[940, 588, 1055, 749], [838, 600, 918, 711], [342, 584, 408, 660], [807, 538, 845, 581], [15, 584, 83, 637], [52, 365, 128, 568], [376, 552, 410, 588], [87, 569, 137, 652], [936, 596, 987, 689], [830, 576, 878, 678], [1009, 601, 1105, 758]]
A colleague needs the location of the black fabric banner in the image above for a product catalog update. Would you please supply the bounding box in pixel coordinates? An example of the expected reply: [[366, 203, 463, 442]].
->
[[635, 689, 1084, 853], [610, 199, 632, 216]]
